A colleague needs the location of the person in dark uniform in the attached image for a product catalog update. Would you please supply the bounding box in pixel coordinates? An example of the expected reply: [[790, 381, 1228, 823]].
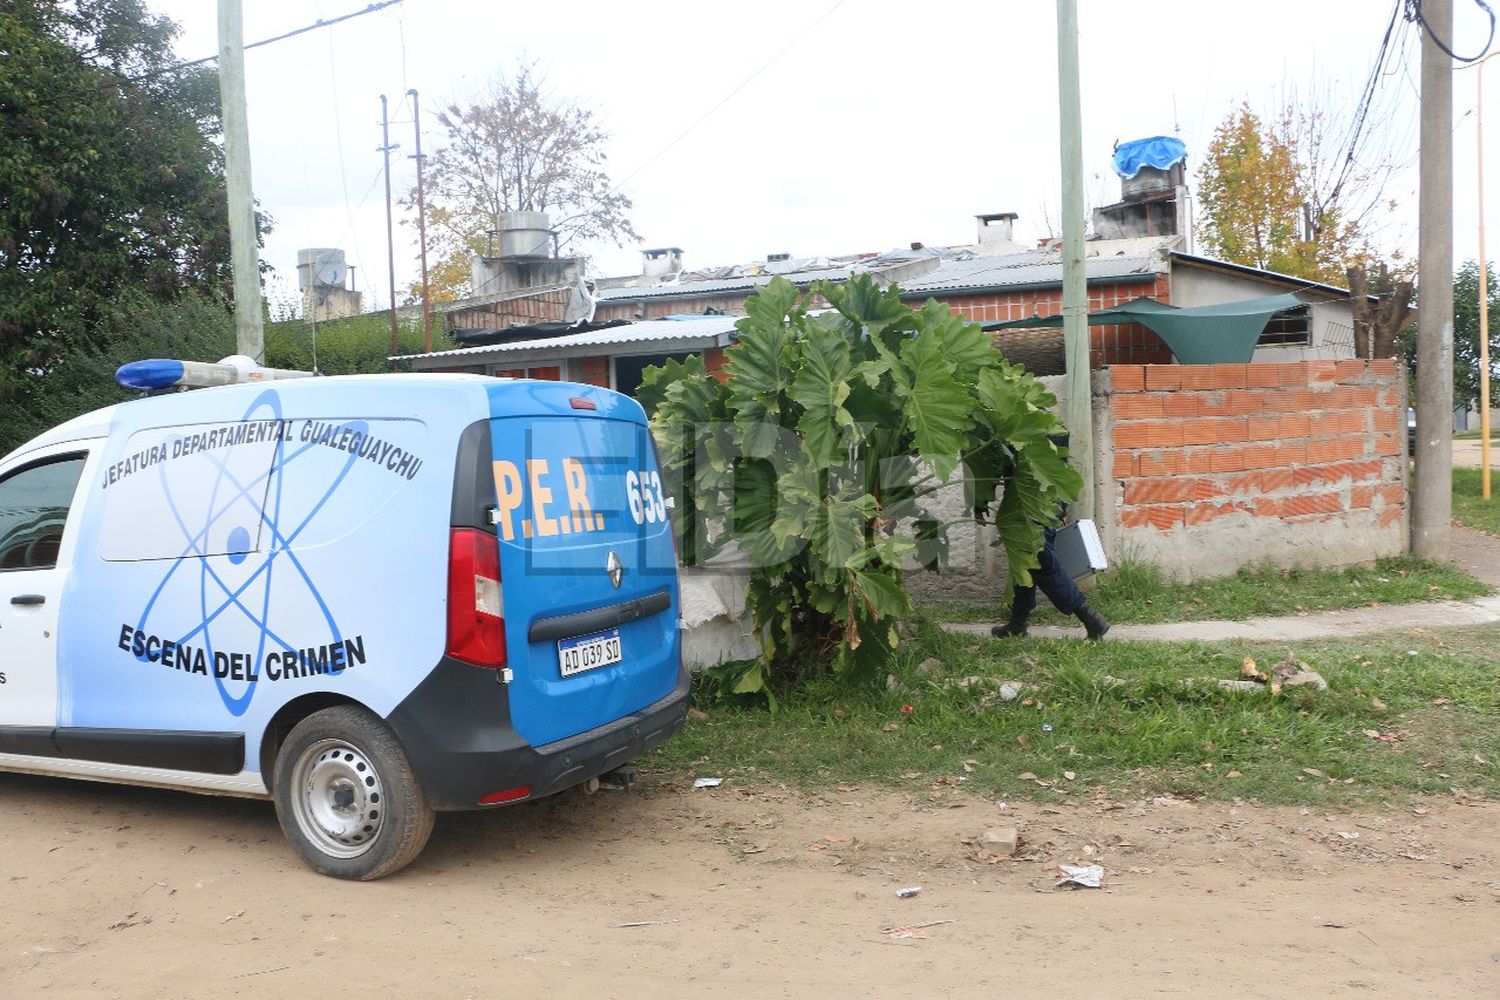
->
[[988, 525, 1109, 640], [979, 432, 1109, 641]]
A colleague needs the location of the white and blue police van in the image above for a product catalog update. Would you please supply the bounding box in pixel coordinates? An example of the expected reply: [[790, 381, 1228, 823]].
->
[[0, 356, 687, 879]]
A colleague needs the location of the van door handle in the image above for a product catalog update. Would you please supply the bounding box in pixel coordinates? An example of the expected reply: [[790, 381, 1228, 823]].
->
[[10, 594, 44, 606]]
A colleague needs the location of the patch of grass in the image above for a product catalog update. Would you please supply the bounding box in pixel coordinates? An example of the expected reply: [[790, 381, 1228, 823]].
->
[[652, 621, 1500, 806], [925, 555, 1489, 626], [1453, 467, 1500, 537]]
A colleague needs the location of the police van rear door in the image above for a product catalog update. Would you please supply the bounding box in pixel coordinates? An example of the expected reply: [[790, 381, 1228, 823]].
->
[[486, 381, 680, 748]]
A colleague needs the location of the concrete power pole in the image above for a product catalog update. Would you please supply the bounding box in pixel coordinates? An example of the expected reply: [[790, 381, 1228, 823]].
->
[[379, 95, 400, 359], [1057, 0, 1094, 520], [1413, 0, 1454, 560], [217, 0, 264, 362], [408, 89, 433, 354]]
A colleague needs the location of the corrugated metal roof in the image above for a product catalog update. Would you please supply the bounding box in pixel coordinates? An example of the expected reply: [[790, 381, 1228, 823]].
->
[[393, 315, 739, 363], [592, 238, 1176, 302], [595, 266, 854, 301], [900, 248, 1167, 295]]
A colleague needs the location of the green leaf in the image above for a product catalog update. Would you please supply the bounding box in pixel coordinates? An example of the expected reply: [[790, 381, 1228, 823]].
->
[[790, 313, 855, 465], [732, 660, 766, 694], [851, 568, 911, 619], [919, 298, 998, 380], [819, 274, 916, 342], [897, 333, 972, 481], [636, 355, 702, 419]]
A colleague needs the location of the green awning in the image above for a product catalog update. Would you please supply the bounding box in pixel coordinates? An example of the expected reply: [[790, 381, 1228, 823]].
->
[[985, 293, 1308, 364]]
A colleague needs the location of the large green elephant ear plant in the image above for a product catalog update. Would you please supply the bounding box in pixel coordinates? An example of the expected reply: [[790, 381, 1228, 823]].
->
[[639, 275, 1080, 693]]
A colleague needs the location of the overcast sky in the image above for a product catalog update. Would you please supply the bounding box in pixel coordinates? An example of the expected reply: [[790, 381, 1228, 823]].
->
[[145, 1, 1498, 311]]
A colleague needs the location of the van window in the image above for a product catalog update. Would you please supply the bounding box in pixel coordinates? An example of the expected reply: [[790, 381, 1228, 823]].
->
[[0, 454, 86, 571], [97, 423, 278, 562]]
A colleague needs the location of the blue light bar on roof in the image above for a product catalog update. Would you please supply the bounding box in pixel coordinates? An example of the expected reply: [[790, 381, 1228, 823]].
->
[[116, 356, 314, 391], [116, 359, 189, 390]]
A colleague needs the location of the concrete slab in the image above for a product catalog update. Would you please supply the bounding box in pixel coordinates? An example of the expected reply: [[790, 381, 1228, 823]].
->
[[943, 593, 1500, 643], [1452, 436, 1496, 469]]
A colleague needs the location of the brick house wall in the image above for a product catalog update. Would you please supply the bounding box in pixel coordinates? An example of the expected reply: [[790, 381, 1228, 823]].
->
[[447, 288, 573, 332], [925, 275, 1173, 367], [1094, 359, 1406, 580], [572, 356, 610, 387]]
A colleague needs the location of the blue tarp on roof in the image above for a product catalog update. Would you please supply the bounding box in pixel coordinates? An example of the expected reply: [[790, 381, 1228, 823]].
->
[[1112, 136, 1188, 179]]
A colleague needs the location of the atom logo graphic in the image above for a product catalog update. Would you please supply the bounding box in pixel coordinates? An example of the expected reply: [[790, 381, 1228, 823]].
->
[[133, 390, 359, 717]]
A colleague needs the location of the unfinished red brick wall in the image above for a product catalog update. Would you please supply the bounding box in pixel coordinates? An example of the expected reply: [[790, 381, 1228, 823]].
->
[[572, 356, 610, 388], [914, 275, 1173, 366], [702, 347, 728, 382], [1097, 359, 1406, 580]]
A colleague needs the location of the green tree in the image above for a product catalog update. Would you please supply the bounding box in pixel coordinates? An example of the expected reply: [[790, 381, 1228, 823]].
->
[[416, 62, 638, 298], [264, 313, 438, 374], [1449, 260, 1498, 407], [1196, 103, 1381, 285], [1399, 261, 1500, 408], [0, 0, 233, 401], [642, 277, 1079, 693], [0, 291, 235, 455]]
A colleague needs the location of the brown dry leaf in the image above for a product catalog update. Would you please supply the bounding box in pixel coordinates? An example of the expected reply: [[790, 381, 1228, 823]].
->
[[1017, 772, 1040, 781], [823, 835, 853, 844], [881, 722, 901, 733], [1370, 697, 1388, 712], [1063, 771, 1077, 781], [1017, 734, 1032, 749], [1226, 770, 1243, 779]]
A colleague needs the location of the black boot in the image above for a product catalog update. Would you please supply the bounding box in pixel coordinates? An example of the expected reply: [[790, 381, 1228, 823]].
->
[[990, 613, 1029, 639], [1074, 601, 1110, 641]]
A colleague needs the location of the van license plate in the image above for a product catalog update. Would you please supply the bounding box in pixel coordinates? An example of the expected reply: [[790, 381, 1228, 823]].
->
[[557, 628, 622, 677]]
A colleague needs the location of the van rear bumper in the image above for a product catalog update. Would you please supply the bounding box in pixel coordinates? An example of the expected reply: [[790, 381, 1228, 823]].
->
[[386, 655, 691, 811]]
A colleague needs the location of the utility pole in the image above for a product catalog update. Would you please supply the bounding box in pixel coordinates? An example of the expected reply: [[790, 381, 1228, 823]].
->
[[1413, 0, 1454, 560], [1477, 51, 1498, 500], [1056, 0, 1093, 520], [378, 95, 400, 359], [408, 88, 433, 353], [216, 0, 264, 362]]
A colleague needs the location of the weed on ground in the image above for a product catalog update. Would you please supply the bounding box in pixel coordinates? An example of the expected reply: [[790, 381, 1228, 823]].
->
[[1453, 467, 1500, 537], [652, 620, 1500, 808]]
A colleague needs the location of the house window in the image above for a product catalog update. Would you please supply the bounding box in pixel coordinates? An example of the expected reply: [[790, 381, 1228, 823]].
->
[[1258, 306, 1311, 347], [491, 365, 561, 380]]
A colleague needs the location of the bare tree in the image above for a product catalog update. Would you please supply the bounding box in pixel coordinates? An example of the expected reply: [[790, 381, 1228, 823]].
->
[[413, 62, 638, 299]]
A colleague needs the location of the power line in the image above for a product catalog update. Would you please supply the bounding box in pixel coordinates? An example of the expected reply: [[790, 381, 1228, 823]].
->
[[506, 0, 848, 261], [1405, 0, 1495, 62], [1320, 0, 1406, 217], [608, 0, 848, 197], [131, 0, 404, 81]]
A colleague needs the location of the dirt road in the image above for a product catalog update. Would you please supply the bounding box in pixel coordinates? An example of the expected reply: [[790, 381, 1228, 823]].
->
[[2, 770, 1496, 999]]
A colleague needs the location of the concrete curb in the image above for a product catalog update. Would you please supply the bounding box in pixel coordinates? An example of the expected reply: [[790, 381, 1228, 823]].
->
[[941, 594, 1500, 643]]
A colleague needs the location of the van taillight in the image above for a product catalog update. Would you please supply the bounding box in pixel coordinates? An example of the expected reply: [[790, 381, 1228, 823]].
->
[[446, 528, 506, 667]]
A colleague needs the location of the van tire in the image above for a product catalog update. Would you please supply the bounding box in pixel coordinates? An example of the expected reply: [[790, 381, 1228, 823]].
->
[[272, 705, 435, 880]]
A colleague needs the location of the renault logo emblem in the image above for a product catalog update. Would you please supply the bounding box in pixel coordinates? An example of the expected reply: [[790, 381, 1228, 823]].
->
[[606, 551, 624, 589]]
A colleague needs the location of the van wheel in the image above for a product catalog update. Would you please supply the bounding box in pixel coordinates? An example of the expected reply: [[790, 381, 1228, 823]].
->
[[272, 706, 435, 880]]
